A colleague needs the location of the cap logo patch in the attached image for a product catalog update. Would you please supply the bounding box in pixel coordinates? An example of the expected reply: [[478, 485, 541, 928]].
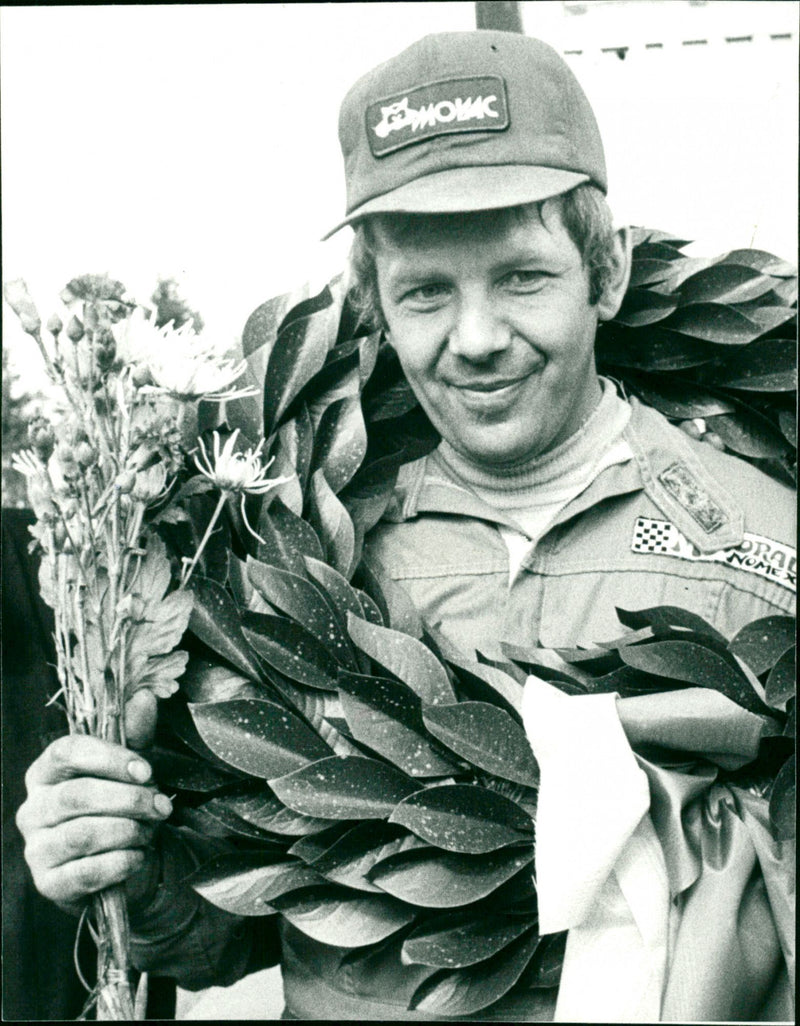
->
[[367, 76, 509, 157], [631, 516, 796, 593]]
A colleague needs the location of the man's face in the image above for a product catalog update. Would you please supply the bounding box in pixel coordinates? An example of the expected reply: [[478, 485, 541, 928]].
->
[[374, 205, 606, 469]]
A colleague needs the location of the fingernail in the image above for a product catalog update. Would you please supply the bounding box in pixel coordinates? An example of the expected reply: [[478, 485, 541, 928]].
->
[[153, 794, 173, 817], [128, 760, 151, 783]]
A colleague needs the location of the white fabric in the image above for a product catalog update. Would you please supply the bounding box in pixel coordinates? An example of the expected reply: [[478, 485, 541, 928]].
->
[[521, 675, 672, 1022]]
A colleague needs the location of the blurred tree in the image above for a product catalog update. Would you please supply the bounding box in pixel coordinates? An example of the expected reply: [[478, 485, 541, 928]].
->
[[150, 277, 205, 333], [1, 348, 39, 508]]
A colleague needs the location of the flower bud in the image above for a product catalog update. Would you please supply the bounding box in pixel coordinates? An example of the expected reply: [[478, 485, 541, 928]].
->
[[74, 440, 97, 468], [115, 469, 136, 494], [131, 363, 154, 387], [66, 316, 84, 343], [3, 280, 41, 335], [46, 313, 63, 337], [95, 331, 116, 371], [28, 416, 55, 462], [131, 462, 168, 503]]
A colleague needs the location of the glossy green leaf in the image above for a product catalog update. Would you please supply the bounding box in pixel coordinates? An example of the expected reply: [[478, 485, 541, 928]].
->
[[180, 659, 260, 704], [298, 821, 426, 893], [312, 396, 368, 494], [769, 755, 795, 841], [307, 468, 356, 579], [618, 639, 769, 715], [148, 745, 240, 793], [614, 287, 678, 327], [409, 928, 540, 1016], [243, 613, 340, 690], [704, 406, 791, 460], [369, 845, 534, 908], [625, 378, 735, 420], [389, 785, 532, 854], [304, 555, 364, 626], [186, 576, 262, 680], [347, 612, 456, 706], [731, 304, 795, 335], [189, 698, 333, 778], [422, 702, 538, 786], [269, 755, 418, 819], [262, 286, 338, 435], [195, 797, 282, 840], [189, 853, 323, 916], [628, 258, 675, 288], [278, 891, 417, 948], [338, 672, 460, 777], [615, 606, 728, 644], [765, 647, 796, 709], [402, 912, 533, 968], [712, 339, 797, 392], [729, 616, 796, 675], [678, 264, 775, 305], [518, 931, 566, 988], [597, 326, 722, 371], [721, 250, 797, 277], [220, 788, 332, 836], [247, 559, 356, 669], [663, 303, 764, 345]]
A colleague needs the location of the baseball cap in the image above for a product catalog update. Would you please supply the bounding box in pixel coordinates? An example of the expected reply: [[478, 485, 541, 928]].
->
[[323, 30, 607, 239]]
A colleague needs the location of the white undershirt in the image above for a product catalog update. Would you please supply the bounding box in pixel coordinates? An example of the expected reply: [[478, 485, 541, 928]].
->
[[434, 378, 635, 582]]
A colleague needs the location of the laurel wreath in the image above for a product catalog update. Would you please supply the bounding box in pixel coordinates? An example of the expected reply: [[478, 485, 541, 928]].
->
[[151, 231, 796, 1017]]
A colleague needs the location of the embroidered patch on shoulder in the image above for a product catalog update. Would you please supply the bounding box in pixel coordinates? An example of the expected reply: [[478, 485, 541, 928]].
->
[[366, 76, 509, 157], [657, 462, 727, 533], [632, 516, 796, 593]]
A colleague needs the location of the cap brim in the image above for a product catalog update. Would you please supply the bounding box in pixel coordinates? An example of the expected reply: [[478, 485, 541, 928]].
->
[[321, 165, 590, 240]]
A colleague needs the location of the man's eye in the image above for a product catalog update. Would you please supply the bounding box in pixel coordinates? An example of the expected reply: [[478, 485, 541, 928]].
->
[[502, 270, 549, 291], [402, 283, 450, 305]]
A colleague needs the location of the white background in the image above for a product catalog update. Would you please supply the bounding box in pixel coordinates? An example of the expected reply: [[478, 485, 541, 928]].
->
[[2, 1, 797, 394]]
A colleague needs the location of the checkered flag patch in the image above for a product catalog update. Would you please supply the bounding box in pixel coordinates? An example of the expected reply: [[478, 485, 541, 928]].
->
[[631, 517, 677, 554]]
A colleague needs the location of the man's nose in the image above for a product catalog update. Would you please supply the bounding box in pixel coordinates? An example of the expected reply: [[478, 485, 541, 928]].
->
[[448, 295, 511, 362]]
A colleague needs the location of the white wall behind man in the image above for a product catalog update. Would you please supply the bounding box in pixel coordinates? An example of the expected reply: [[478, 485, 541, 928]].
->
[[2, 2, 797, 391]]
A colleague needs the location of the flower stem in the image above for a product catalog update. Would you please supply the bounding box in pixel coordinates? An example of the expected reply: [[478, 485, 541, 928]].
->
[[179, 490, 227, 587]]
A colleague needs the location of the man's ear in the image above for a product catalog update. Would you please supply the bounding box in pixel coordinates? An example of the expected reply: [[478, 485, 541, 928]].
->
[[596, 226, 632, 322]]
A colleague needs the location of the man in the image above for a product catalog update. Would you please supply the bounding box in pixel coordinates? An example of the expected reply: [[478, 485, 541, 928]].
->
[[16, 31, 795, 1021]]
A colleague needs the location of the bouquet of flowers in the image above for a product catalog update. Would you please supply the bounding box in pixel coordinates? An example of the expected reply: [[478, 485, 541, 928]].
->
[[6, 232, 795, 1018], [4, 275, 288, 1019]]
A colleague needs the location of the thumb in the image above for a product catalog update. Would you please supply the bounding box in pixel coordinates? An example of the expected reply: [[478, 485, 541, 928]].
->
[[124, 689, 158, 750]]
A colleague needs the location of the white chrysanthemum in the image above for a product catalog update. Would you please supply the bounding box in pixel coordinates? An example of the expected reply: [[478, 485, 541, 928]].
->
[[117, 307, 252, 400], [192, 429, 293, 545]]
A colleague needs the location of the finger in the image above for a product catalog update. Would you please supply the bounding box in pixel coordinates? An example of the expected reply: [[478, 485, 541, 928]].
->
[[19, 778, 172, 833], [125, 690, 158, 751], [35, 848, 149, 908], [24, 734, 153, 790], [25, 816, 156, 870]]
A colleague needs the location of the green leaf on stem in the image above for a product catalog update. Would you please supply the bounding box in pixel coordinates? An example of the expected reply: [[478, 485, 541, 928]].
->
[[243, 612, 341, 690], [728, 616, 796, 675], [389, 784, 532, 854], [421, 703, 539, 786], [346, 612, 456, 706], [369, 846, 534, 908], [402, 911, 533, 968], [408, 927, 540, 1016], [276, 890, 417, 948], [186, 575, 262, 680], [189, 852, 324, 916], [189, 698, 333, 778], [337, 672, 460, 777], [269, 754, 418, 819]]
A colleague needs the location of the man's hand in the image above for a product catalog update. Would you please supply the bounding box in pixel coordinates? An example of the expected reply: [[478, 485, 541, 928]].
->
[[16, 690, 171, 916]]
